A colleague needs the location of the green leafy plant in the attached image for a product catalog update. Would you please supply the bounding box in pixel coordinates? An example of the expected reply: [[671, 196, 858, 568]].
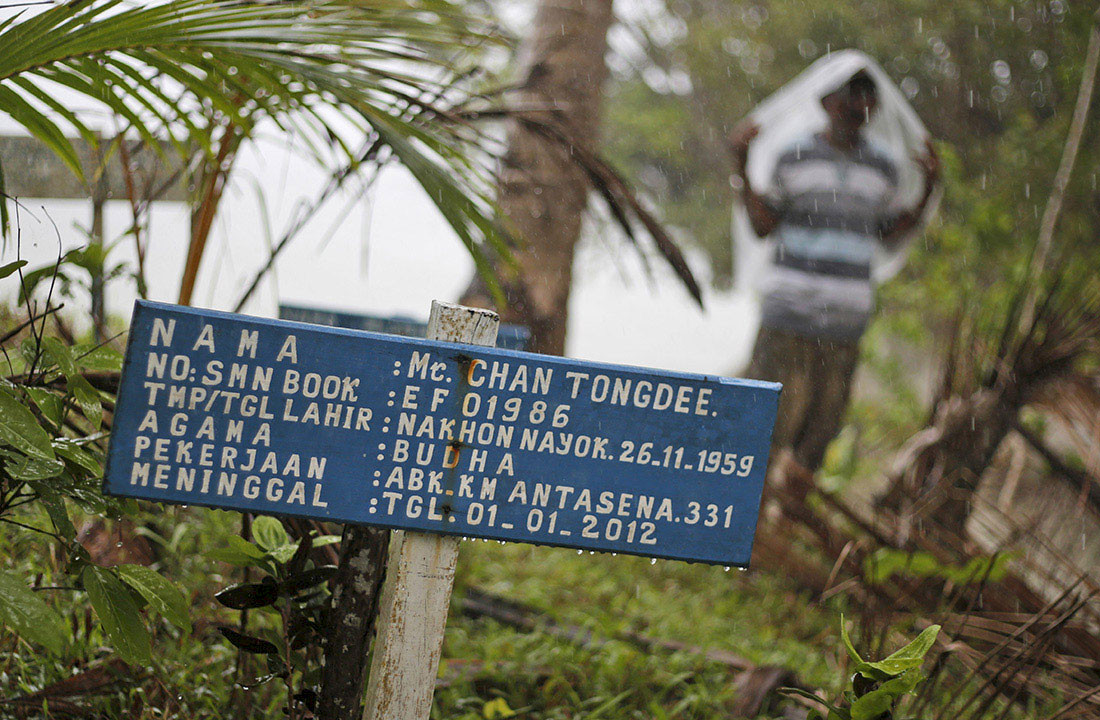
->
[[210, 516, 339, 717], [784, 617, 941, 720], [0, 570, 67, 655], [0, 297, 191, 665]]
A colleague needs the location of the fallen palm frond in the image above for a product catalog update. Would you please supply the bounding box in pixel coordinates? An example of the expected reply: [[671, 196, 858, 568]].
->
[[756, 453, 1100, 718], [0, 658, 132, 719], [1029, 372, 1100, 481], [457, 105, 704, 306]]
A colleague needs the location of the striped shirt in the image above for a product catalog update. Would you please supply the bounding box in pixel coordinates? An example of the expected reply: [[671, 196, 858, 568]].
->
[[759, 132, 899, 340]]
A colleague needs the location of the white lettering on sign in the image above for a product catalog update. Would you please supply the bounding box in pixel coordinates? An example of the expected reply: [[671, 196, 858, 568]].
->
[[238, 329, 259, 359], [564, 372, 711, 415]]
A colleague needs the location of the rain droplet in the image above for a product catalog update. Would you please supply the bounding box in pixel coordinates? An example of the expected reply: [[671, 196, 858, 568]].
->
[[1030, 50, 1048, 70], [722, 37, 746, 56], [991, 60, 1011, 84], [742, 5, 767, 29]]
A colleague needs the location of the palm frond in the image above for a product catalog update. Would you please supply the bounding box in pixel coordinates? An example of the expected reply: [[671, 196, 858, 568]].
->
[[0, 0, 510, 297]]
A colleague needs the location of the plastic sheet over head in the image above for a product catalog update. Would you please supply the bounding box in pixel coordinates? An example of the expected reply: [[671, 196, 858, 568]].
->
[[732, 49, 941, 292]]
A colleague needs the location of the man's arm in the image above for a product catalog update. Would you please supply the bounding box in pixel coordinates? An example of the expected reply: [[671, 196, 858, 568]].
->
[[729, 122, 781, 238], [880, 139, 941, 248]]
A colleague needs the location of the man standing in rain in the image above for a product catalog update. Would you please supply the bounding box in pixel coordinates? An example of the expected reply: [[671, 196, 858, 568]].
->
[[730, 56, 940, 474]]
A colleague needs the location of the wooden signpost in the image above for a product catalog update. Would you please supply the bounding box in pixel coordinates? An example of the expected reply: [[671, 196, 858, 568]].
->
[[363, 302, 499, 720], [104, 298, 781, 718]]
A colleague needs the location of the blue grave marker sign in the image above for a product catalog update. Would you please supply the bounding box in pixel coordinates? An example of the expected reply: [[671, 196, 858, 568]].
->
[[104, 300, 780, 566]]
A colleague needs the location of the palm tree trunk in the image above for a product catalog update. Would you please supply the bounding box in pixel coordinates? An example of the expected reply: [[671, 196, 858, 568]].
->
[[464, 0, 615, 355], [316, 525, 389, 720]]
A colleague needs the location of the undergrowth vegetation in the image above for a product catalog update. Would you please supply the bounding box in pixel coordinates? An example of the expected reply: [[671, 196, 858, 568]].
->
[[0, 496, 857, 717]]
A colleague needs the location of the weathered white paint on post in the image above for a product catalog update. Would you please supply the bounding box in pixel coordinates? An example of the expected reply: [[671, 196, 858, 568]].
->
[[362, 300, 500, 720]]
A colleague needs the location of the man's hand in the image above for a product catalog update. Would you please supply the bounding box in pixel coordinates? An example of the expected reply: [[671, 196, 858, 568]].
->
[[728, 120, 780, 237], [882, 138, 942, 247], [914, 138, 940, 189], [729, 121, 760, 178]]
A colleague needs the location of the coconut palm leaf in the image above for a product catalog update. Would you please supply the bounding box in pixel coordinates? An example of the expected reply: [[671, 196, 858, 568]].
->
[[0, 0, 510, 298]]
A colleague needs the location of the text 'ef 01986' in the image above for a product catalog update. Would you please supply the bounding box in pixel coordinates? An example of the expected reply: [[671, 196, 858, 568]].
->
[[104, 301, 781, 566]]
